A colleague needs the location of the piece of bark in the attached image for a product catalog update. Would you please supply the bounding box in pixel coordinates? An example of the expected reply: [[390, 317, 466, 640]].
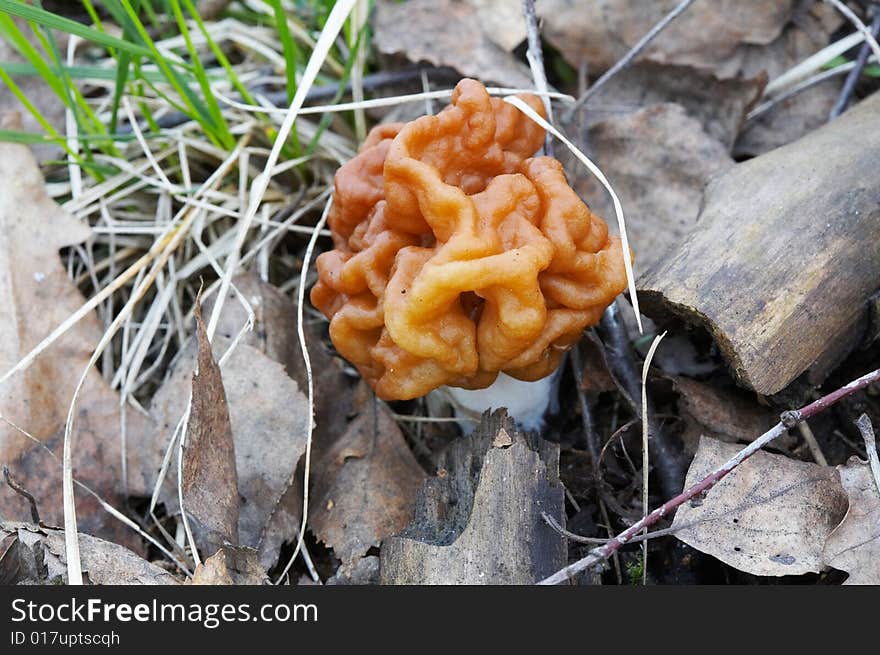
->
[[638, 91, 880, 396], [380, 410, 566, 584]]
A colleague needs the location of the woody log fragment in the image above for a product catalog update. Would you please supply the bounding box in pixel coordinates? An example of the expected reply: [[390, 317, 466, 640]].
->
[[638, 91, 880, 396]]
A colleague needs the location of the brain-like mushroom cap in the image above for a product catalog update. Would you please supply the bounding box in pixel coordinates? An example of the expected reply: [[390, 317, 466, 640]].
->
[[311, 79, 628, 400]]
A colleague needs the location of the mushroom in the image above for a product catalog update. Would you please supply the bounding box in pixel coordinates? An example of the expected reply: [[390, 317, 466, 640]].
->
[[311, 79, 628, 428]]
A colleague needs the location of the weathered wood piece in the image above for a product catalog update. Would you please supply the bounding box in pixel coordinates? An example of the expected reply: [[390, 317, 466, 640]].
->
[[638, 91, 880, 396], [380, 410, 566, 584]]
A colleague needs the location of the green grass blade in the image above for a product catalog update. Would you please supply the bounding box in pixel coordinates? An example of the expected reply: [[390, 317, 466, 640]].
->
[[0, 61, 189, 83], [0, 14, 67, 100], [0, 0, 155, 59], [109, 51, 132, 134], [0, 65, 83, 163], [167, 0, 233, 147], [0, 129, 148, 145], [0, 129, 56, 145], [180, 0, 254, 102], [118, 0, 224, 145], [267, 0, 302, 103]]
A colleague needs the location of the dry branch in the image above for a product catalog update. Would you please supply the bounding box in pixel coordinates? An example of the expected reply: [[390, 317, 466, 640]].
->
[[540, 365, 880, 584]]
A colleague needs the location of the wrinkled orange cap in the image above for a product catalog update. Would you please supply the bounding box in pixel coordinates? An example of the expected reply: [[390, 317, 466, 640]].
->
[[311, 79, 627, 400]]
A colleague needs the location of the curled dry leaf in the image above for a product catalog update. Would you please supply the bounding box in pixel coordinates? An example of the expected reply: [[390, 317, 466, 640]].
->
[[672, 437, 848, 576], [1, 521, 178, 585], [309, 393, 427, 566], [822, 458, 880, 584], [0, 137, 154, 546], [538, 0, 793, 76], [181, 301, 240, 554], [373, 0, 533, 87], [570, 103, 733, 273]]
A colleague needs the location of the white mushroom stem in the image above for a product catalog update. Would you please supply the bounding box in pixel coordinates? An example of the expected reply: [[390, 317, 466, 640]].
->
[[439, 370, 561, 433]]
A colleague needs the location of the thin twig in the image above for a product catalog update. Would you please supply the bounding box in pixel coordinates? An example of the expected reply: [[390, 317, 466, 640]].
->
[[598, 303, 683, 498], [3, 466, 41, 524], [522, 0, 554, 156], [747, 64, 855, 122], [826, 0, 880, 64], [571, 342, 621, 583], [564, 0, 696, 122], [830, 6, 880, 118], [543, 476, 826, 546], [539, 366, 880, 584], [570, 344, 599, 460]]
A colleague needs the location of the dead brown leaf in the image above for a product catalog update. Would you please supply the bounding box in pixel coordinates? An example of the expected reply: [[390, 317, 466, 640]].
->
[[672, 437, 848, 576], [1, 521, 178, 585], [822, 458, 880, 584], [581, 62, 766, 149], [373, 0, 533, 87], [569, 103, 733, 273], [150, 330, 310, 567], [0, 137, 154, 546], [309, 392, 426, 566], [191, 545, 268, 585], [539, 0, 793, 76], [672, 376, 779, 455], [181, 301, 240, 554], [733, 4, 844, 156], [203, 274, 301, 378], [194, 273, 354, 569]]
